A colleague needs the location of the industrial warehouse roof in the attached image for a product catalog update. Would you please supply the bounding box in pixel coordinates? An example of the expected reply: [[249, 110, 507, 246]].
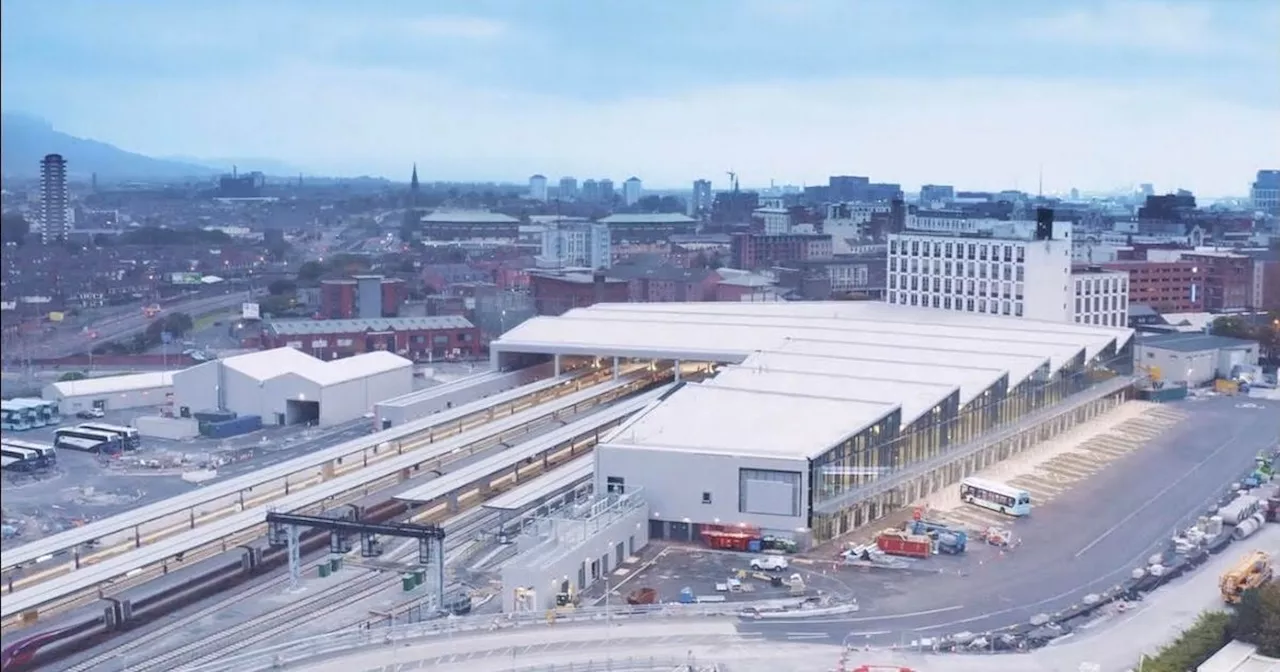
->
[[421, 210, 520, 224], [45, 371, 176, 399], [265, 316, 474, 335], [495, 302, 1134, 461], [221, 347, 411, 385], [596, 213, 697, 225], [608, 383, 898, 460]]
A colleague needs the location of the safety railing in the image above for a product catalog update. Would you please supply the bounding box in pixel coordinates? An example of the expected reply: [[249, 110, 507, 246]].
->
[[501, 657, 722, 672], [179, 603, 744, 672]]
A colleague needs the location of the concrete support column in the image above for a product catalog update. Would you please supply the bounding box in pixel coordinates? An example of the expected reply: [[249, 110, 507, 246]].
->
[[554, 354, 562, 377], [612, 357, 620, 380], [674, 360, 682, 382], [447, 492, 459, 513], [399, 467, 412, 483], [321, 461, 336, 482]]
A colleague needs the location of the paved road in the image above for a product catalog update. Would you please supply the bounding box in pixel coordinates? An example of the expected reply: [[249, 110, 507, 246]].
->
[[16, 292, 259, 361], [738, 396, 1280, 645], [293, 526, 1280, 672]]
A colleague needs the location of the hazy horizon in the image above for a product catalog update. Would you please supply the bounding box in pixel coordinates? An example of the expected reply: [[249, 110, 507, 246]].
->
[[2, 0, 1278, 195]]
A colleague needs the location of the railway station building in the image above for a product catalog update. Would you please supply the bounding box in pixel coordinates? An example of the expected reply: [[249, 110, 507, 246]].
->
[[490, 302, 1136, 544]]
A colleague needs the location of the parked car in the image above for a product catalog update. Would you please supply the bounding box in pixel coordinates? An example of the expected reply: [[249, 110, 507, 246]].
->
[[749, 556, 789, 572], [76, 409, 105, 419]]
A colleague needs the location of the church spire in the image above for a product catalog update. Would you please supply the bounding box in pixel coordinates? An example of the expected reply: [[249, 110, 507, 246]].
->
[[410, 163, 420, 192]]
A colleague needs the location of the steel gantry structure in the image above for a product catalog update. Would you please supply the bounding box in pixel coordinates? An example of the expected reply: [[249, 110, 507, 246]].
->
[[266, 512, 447, 611]]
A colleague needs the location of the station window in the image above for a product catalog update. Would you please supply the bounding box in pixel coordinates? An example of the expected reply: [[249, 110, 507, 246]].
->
[[702, 492, 713, 504], [607, 476, 626, 494]]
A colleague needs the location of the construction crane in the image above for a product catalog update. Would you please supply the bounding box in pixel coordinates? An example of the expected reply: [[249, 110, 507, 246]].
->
[[726, 171, 739, 192]]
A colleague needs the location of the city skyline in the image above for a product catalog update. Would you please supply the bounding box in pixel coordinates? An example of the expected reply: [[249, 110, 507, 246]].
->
[[1, 0, 1278, 195]]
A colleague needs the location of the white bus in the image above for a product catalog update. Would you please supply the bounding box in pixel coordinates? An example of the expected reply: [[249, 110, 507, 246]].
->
[[0, 445, 38, 470], [53, 427, 122, 453], [959, 477, 1033, 517], [75, 423, 142, 450], [0, 438, 56, 465]]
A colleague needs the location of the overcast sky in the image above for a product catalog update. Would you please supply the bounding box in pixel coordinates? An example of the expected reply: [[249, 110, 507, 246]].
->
[[2, 0, 1278, 194]]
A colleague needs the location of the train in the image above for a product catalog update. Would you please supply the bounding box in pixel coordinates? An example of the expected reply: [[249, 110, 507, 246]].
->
[[1, 499, 409, 671]]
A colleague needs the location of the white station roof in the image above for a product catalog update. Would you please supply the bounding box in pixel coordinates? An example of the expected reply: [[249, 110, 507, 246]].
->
[[608, 382, 898, 460], [497, 302, 1133, 461]]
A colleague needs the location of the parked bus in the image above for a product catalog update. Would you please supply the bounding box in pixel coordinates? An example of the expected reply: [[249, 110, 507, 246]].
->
[[11, 398, 59, 427], [0, 438, 56, 466], [959, 477, 1032, 517], [75, 423, 142, 450], [0, 445, 38, 470], [0, 401, 34, 431], [53, 427, 122, 453]]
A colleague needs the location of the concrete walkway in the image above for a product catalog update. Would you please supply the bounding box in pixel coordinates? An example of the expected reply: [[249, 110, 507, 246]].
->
[[299, 526, 1280, 672]]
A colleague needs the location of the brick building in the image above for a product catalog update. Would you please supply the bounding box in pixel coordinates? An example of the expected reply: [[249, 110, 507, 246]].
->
[[261, 316, 480, 361], [1099, 260, 1204, 313], [730, 233, 833, 270], [529, 271, 630, 316], [320, 275, 406, 319], [1181, 251, 1253, 312], [528, 263, 722, 315], [1245, 249, 1280, 311]]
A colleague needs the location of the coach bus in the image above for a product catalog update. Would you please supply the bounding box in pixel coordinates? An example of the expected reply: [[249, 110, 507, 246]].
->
[[75, 423, 142, 450], [959, 477, 1032, 517], [0, 400, 34, 431], [0, 444, 38, 470], [53, 427, 123, 453], [0, 438, 56, 466]]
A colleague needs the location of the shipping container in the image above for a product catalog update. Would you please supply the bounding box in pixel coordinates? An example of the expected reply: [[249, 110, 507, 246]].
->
[[1137, 386, 1188, 403], [202, 414, 262, 439], [875, 531, 932, 559]]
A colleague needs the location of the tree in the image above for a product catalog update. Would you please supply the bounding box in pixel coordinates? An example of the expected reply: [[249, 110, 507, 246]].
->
[[267, 279, 297, 296], [58, 371, 87, 382], [297, 260, 325, 283], [1235, 582, 1280, 656], [163, 312, 194, 337], [1234, 587, 1265, 643], [259, 294, 294, 317], [1, 212, 30, 245]]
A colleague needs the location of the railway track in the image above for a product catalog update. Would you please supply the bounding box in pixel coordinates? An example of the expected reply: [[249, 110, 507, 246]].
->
[[25, 385, 660, 671], [61, 508, 494, 672], [58, 415, 559, 672]]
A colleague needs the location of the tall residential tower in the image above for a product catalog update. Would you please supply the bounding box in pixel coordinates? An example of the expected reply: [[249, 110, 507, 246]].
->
[[40, 153, 69, 244]]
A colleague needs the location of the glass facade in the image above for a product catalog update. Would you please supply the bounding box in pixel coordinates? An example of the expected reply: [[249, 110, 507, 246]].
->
[[808, 338, 1136, 540]]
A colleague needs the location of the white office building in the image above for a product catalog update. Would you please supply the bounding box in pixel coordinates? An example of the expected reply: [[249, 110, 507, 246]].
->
[[753, 207, 791, 234], [538, 221, 612, 270], [887, 218, 1075, 322], [1070, 268, 1130, 327], [528, 174, 549, 202], [623, 177, 643, 206]]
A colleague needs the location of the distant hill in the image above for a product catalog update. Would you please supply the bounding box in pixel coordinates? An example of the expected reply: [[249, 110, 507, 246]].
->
[[0, 112, 218, 181], [162, 155, 310, 178]]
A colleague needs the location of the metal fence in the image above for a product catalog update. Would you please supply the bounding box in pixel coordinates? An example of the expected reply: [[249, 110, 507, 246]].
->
[[179, 603, 743, 672]]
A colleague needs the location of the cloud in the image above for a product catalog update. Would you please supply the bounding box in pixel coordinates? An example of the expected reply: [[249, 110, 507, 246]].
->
[[1018, 0, 1249, 55], [41, 63, 1279, 195]]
